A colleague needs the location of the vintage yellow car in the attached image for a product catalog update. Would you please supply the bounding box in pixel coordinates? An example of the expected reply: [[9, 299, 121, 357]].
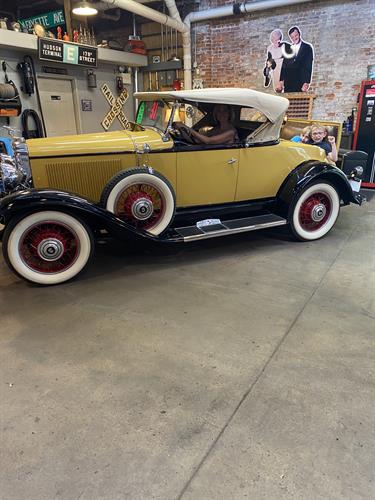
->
[[0, 88, 363, 285]]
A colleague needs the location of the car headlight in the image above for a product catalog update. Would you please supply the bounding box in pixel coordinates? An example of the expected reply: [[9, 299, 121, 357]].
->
[[0, 154, 27, 196], [12, 137, 31, 181], [353, 166, 364, 178], [0, 128, 32, 197]]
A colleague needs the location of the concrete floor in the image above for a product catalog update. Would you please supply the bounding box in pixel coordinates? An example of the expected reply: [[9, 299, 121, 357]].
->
[[1, 193, 374, 500]]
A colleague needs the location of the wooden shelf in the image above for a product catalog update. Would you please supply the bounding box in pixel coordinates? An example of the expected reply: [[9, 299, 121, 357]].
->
[[0, 29, 38, 50], [0, 29, 148, 67], [97, 47, 147, 67], [143, 60, 182, 72]]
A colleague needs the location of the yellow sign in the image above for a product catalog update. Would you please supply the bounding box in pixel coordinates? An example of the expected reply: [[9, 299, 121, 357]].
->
[[101, 83, 129, 131]]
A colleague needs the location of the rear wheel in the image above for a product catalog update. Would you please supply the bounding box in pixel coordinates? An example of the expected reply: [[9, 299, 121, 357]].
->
[[101, 168, 175, 236], [289, 182, 340, 241], [2, 211, 94, 285]]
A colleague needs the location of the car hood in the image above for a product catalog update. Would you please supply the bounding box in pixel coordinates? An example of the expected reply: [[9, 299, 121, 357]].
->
[[27, 126, 173, 158]]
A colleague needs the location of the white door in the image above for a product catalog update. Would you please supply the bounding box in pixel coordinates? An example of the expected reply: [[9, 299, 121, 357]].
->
[[38, 77, 79, 136]]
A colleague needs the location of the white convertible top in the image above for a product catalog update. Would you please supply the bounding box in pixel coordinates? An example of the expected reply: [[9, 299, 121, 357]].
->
[[134, 88, 289, 123]]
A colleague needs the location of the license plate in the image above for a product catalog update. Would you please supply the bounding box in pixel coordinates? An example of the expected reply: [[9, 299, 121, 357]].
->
[[349, 179, 362, 192]]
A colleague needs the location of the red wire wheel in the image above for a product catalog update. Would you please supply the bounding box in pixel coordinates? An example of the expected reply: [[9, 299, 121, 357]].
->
[[298, 192, 331, 231], [101, 168, 176, 235], [3, 211, 93, 285], [114, 183, 165, 230], [19, 221, 79, 273], [290, 182, 340, 241]]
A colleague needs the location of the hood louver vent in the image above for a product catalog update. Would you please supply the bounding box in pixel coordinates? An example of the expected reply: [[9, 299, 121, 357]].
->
[[45, 158, 123, 201]]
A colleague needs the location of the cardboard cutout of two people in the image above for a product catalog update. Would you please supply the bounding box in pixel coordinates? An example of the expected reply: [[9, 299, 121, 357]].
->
[[264, 26, 314, 93]]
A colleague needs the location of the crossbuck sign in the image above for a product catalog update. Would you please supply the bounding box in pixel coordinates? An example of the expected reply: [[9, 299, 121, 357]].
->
[[101, 83, 129, 131]]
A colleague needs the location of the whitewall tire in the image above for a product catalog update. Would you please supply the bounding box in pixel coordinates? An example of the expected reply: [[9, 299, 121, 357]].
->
[[290, 182, 340, 241], [3, 211, 93, 285], [101, 168, 175, 236]]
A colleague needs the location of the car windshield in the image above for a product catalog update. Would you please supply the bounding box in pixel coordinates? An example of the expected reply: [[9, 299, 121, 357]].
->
[[135, 100, 172, 132], [135, 100, 206, 132]]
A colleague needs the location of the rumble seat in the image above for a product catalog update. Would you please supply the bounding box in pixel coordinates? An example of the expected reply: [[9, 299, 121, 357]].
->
[[280, 119, 369, 174], [281, 118, 342, 150]]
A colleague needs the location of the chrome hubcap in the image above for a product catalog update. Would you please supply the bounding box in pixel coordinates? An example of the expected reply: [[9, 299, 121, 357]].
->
[[131, 198, 154, 220], [311, 203, 327, 222], [37, 239, 64, 261]]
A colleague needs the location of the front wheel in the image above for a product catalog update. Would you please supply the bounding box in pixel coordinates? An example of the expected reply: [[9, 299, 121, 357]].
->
[[2, 211, 94, 285], [289, 182, 340, 241]]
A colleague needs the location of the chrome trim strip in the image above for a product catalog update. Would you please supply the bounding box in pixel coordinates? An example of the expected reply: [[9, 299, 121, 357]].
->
[[182, 219, 287, 242], [370, 154, 375, 183]]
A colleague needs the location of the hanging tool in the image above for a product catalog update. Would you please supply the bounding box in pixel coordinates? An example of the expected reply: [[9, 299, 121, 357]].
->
[[0, 62, 21, 117], [21, 109, 44, 138], [17, 59, 34, 96]]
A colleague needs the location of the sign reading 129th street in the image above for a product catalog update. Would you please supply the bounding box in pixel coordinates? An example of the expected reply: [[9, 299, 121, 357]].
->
[[38, 38, 97, 68]]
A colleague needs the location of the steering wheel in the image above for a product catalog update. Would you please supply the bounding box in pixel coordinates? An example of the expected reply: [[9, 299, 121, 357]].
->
[[171, 123, 198, 145]]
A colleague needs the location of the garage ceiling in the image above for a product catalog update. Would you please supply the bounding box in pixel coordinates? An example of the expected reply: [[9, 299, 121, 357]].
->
[[0, 0, 199, 30]]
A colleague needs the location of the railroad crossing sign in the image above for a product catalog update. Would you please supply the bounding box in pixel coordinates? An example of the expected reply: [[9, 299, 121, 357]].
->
[[193, 78, 204, 90], [101, 83, 129, 131]]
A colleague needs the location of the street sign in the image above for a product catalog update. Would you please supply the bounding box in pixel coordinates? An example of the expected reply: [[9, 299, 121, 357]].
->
[[101, 83, 130, 131], [38, 38, 97, 68], [20, 10, 65, 31]]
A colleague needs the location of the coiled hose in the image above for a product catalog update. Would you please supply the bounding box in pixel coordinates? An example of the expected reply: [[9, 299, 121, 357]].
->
[[21, 108, 45, 139], [0, 82, 17, 99]]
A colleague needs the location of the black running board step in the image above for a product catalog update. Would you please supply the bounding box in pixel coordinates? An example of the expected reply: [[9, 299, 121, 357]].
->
[[174, 213, 287, 242]]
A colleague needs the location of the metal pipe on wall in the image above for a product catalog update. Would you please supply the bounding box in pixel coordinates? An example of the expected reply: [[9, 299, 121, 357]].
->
[[161, 22, 164, 62], [133, 14, 139, 109], [96, 0, 187, 32], [165, 25, 169, 61]]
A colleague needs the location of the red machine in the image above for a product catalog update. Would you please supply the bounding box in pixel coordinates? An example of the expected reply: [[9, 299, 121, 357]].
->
[[353, 80, 375, 188], [126, 37, 147, 55]]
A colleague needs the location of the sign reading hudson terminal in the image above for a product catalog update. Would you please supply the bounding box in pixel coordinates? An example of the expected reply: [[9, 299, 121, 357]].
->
[[38, 38, 97, 68]]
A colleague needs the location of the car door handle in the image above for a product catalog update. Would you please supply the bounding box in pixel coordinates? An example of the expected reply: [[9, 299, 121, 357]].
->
[[227, 157, 237, 165]]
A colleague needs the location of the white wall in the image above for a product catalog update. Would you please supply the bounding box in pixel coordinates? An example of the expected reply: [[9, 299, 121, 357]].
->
[[0, 47, 135, 137]]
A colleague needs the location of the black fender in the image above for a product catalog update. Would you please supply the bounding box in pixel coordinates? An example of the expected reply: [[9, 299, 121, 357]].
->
[[276, 160, 362, 217], [0, 188, 158, 243]]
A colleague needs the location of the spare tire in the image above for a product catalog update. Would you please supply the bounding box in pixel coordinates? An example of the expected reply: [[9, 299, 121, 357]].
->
[[100, 167, 175, 235]]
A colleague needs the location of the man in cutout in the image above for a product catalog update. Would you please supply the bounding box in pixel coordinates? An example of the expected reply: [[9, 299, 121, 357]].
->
[[277, 26, 314, 93]]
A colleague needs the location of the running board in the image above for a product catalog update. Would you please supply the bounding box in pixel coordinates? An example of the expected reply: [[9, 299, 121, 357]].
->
[[174, 213, 287, 242]]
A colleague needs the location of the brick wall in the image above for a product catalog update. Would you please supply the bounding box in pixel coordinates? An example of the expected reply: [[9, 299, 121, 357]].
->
[[193, 0, 375, 121]]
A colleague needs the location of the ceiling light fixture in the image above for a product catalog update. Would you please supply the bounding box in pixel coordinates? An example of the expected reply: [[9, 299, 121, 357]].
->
[[72, 1, 98, 16]]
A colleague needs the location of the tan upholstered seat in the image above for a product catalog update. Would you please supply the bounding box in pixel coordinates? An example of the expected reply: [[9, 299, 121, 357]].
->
[[281, 118, 342, 149]]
